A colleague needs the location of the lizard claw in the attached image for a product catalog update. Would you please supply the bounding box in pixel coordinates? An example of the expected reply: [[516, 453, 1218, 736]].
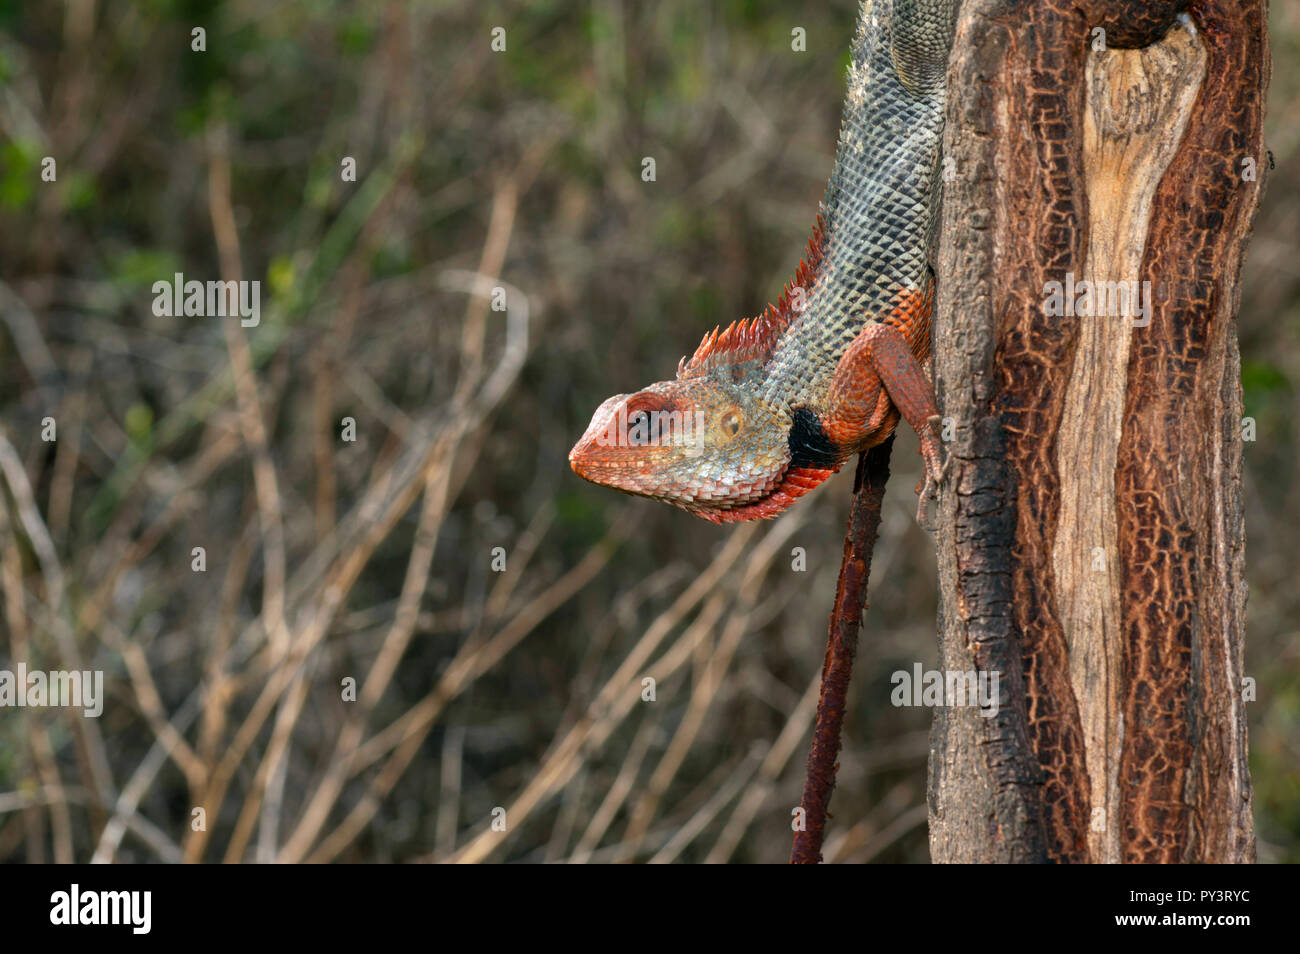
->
[[914, 414, 948, 530]]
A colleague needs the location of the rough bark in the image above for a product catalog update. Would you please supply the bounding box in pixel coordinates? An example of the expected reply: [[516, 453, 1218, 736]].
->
[[928, 0, 1264, 863]]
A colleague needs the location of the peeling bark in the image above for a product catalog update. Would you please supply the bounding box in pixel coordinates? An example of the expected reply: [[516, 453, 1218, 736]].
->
[[929, 0, 1263, 864]]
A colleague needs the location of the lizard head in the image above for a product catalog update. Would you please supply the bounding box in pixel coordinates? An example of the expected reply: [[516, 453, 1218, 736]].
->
[[569, 215, 833, 523], [568, 376, 795, 521]]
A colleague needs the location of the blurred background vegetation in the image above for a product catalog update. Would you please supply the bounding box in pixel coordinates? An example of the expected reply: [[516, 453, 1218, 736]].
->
[[0, 0, 1295, 863]]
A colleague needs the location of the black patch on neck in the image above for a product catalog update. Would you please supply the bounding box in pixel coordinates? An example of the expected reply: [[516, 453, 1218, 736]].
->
[[788, 406, 840, 470]]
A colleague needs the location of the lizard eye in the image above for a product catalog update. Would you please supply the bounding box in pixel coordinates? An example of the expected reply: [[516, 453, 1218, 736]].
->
[[719, 410, 743, 438], [623, 393, 676, 447], [626, 410, 654, 445]]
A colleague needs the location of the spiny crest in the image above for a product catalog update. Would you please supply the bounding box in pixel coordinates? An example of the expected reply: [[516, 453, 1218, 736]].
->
[[677, 213, 827, 380]]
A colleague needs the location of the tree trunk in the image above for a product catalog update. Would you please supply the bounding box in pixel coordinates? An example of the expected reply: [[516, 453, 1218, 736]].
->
[[928, 0, 1266, 863]]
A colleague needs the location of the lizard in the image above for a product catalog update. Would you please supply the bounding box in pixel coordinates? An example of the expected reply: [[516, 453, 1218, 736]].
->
[[570, 0, 956, 524]]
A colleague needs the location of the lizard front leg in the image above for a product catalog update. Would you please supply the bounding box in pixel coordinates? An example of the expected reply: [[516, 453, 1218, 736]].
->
[[822, 319, 946, 524]]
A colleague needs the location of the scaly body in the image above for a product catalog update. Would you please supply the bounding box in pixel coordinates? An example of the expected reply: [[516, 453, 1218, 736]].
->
[[571, 0, 955, 523]]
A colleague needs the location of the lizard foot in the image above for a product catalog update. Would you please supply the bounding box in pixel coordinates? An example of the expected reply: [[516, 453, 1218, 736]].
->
[[914, 414, 949, 530]]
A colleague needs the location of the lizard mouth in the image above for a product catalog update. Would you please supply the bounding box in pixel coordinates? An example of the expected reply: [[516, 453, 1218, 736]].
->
[[568, 391, 688, 491], [568, 437, 668, 493], [568, 422, 664, 493]]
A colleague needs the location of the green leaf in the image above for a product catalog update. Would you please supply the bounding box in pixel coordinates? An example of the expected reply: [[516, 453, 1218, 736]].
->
[[267, 255, 296, 297], [0, 139, 37, 211], [110, 249, 183, 289], [125, 403, 155, 444]]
